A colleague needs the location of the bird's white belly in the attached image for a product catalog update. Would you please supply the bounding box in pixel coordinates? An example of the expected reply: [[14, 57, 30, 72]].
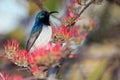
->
[[30, 26, 52, 53]]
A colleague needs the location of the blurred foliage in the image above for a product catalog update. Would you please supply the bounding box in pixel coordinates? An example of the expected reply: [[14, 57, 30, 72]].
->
[[7, 28, 26, 41], [28, 1, 40, 15], [44, 0, 62, 11], [28, 0, 62, 14], [63, 43, 120, 80], [86, 2, 120, 44], [6, 28, 26, 48], [87, 59, 108, 80]]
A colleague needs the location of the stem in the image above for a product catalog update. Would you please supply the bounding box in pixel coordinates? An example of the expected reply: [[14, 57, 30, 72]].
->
[[65, 0, 95, 27]]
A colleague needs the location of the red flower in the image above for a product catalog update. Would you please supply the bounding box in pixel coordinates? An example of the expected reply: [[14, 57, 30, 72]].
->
[[31, 66, 40, 75], [48, 42, 62, 60], [73, 0, 81, 4], [4, 39, 19, 59], [66, 10, 76, 18], [27, 54, 36, 65], [63, 10, 76, 26], [0, 72, 9, 80], [28, 42, 63, 66], [30, 66, 46, 78], [49, 42, 61, 53], [14, 50, 28, 67], [12, 75, 23, 80], [0, 72, 22, 80], [4, 40, 29, 67], [88, 19, 97, 29], [52, 26, 75, 43]]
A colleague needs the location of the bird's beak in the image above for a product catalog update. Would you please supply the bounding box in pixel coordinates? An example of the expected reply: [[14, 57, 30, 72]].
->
[[49, 11, 58, 15]]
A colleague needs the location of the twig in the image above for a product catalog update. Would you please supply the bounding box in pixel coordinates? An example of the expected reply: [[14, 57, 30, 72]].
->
[[65, 0, 95, 27]]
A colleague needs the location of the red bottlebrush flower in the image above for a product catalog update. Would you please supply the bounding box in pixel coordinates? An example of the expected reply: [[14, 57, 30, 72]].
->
[[33, 47, 48, 59], [12, 75, 23, 80], [32, 47, 50, 66], [67, 10, 75, 18], [62, 3, 77, 26], [30, 66, 46, 78], [63, 10, 76, 26], [52, 26, 75, 43], [4, 39, 19, 59], [14, 50, 28, 67], [29, 42, 63, 66], [31, 66, 40, 75], [69, 0, 81, 6], [48, 42, 62, 60], [73, 0, 81, 4], [88, 19, 97, 29], [49, 42, 61, 53], [27, 54, 36, 65], [0, 72, 22, 80], [0, 72, 9, 80], [4, 39, 29, 67]]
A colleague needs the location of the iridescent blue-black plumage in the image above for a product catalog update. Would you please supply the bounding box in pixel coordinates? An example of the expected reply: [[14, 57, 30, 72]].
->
[[31, 10, 50, 34], [26, 10, 58, 52]]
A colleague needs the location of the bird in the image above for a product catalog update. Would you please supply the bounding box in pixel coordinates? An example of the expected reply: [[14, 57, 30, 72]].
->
[[26, 10, 58, 53]]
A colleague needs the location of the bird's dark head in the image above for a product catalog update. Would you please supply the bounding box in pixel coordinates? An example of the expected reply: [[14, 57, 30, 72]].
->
[[35, 10, 58, 25]]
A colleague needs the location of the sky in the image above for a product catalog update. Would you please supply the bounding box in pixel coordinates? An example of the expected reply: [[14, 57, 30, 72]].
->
[[0, 0, 28, 34]]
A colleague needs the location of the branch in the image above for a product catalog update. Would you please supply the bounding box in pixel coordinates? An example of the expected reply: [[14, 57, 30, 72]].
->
[[65, 0, 95, 27]]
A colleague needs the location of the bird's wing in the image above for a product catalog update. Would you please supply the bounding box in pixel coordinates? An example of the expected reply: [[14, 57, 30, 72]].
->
[[26, 30, 41, 51]]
